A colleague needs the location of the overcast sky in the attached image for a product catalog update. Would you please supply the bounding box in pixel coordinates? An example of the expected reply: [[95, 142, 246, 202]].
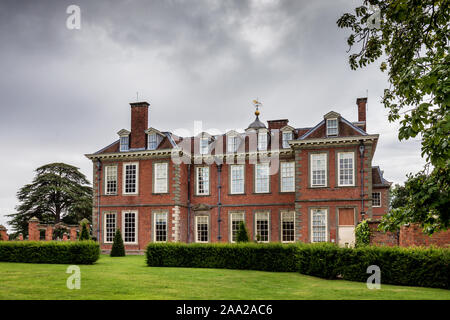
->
[[0, 0, 426, 229]]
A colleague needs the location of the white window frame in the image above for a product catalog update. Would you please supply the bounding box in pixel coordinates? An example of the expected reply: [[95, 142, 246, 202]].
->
[[148, 133, 158, 150], [326, 118, 338, 136], [103, 212, 116, 244], [310, 208, 328, 243], [154, 162, 168, 194], [196, 166, 210, 195], [153, 212, 168, 243], [229, 212, 245, 243], [230, 165, 245, 194], [122, 162, 139, 195], [282, 131, 293, 149], [255, 211, 270, 243], [255, 163, 270, 193], [200, 137, 209, 155], [122, 210, 138, 244], [120, 136, 129, 152], [104, 165, 118, 195], [310, 153, 327, 187], [338, 152, 355, 187], [195, 215, 209, 243], [227, 135, 240, 153], [281, 211, 295, 243], [372, 192, 381, 207], [280, 162, 295, 192], [258, 132, 268, 151]]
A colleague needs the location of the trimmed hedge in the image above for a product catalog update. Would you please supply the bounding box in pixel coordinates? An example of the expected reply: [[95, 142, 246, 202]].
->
[[146, 243, 450, 289], [0, 241, 100, 264]]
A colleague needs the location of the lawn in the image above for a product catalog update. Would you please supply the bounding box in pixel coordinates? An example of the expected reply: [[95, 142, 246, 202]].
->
[[0, 255, 448, 300]]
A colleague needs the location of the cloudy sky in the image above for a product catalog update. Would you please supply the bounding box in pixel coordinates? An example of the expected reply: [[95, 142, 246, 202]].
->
[[0, 0, 425, 229]]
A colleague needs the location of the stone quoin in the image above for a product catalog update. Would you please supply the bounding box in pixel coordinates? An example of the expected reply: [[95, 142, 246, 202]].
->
[[86, 98, 392, 253]]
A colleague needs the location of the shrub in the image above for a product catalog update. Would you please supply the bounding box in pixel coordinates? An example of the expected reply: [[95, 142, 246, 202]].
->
[[146, 243, 450, 289], [355, 220, 371, 247], [110, 229, 125, 257], [79, 222, 90, 241], [0, 241, 100, 264], [236, 222, 250, 243]]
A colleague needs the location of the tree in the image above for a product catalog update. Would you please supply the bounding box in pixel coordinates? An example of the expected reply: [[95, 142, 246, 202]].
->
[[79, 222, 91, 241], [7, 163, 92, 235], [389, 183, 409, 210], [337, 0, 449, 234], [236, 222, 250, 243], [110, 229, 125, 257]]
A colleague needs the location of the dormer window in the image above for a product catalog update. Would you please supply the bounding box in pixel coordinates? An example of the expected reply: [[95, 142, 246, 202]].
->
[[148, 133, 158, 150], [228, 135, 240, 153], [326, 119, 338, 136], [120, 136, 129, 152], [282, 131, 293, 149], [200, 137, 209, 155], [258, 132, 267, 151]]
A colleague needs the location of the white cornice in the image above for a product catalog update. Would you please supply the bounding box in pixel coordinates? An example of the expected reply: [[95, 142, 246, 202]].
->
[[289, 134, 379, 147]]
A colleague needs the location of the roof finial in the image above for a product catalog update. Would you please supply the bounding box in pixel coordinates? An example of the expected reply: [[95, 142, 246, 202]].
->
[[253, 99, 262, 117]]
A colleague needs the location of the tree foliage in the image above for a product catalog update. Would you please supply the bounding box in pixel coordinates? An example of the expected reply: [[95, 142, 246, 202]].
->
[[236, 222, 250, 243], [337, 0, 449, 233], [355, 219, 371, 247], [110, 229, 125, 257], [7, 163, 92, 235], [79, 222, 91, 241]]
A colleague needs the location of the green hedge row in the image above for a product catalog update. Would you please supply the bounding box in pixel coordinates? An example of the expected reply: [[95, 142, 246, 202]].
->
[[0, 241, 100, 264], [146, 243, 450, 289]]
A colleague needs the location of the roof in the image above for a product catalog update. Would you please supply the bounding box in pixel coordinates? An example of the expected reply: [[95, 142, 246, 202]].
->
[[372, 166, 392, 187], [247, 116, 266, 130]]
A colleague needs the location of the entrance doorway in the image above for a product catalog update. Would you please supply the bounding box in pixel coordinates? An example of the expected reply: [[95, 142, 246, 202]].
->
[[337, 208, 356, 247]]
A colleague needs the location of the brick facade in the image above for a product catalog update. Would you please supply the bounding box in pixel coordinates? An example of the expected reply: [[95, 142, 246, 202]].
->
[[86, 98, 394, 253]]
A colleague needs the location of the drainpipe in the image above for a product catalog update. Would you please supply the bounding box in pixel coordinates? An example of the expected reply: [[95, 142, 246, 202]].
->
[[217, 164, 223, 242], [187, 164, 191, 243], [96, 159, 102, 241], [358, 141, 365, 221]]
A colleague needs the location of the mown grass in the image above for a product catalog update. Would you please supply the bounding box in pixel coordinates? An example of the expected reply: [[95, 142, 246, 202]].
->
[[0, 255, 448, 300]]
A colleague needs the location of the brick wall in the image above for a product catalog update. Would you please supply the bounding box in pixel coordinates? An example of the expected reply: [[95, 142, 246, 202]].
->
[[368, 220, 399, 247], [400, 224, 450, 248]]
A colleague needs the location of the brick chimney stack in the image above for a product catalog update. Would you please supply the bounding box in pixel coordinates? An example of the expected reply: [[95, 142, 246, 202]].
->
[[356, 97, 367, 131], [130, 101, 149, 149], [267, 119, 289, 130]]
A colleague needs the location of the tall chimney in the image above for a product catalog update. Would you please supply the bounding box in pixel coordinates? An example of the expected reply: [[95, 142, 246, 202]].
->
[[130, 101, 149, 149], [356, 97, 367, 131]]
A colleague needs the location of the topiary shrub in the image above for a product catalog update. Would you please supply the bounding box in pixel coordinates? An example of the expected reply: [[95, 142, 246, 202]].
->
[[79, 222, 91, 241], [0, 241, 100, 264], [355, 219, 371, 247], [236, 222, 250, 243], [110, 229, 125, 257]]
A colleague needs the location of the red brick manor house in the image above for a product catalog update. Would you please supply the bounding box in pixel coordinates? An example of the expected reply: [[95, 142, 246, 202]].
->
[[86, 98, 391, 253]]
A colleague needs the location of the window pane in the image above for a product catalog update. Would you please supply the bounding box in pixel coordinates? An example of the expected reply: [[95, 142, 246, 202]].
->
[[230, 212, 245, 242], [282, 211, 295, 242], [120, 136, 129, 152], [200, 138, 209, 155], [155, 163, 168, 193], [148, 133, 158, 150], [105, 213, 116, 243], [124, 212, 136, 243], [196, 216, 209, 242], [311, 154, 326, 187], [228, 136, 239, 153], [197, 167, 210, 195], [282, 132, 293, 148], [327, 119, 338, 136], [124, 164, 137, 194], [256, 212, 269, 242], [255, 163, 269, 193], [312, 209, 327, 242], [372, 192, 381, 207], [231, 165, 244, 194], [258, 133, 267, 151], [339, 153, 354, 186], [105, 166, 117, 195], [154, 212, 167, 242], [281, 162, 295, 192]]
